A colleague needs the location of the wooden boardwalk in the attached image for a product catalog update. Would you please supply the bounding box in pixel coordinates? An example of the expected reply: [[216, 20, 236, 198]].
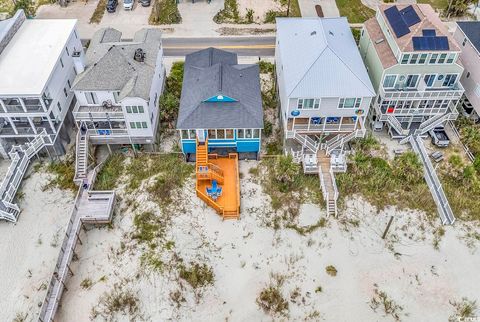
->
[[38, 166, 115, 322]]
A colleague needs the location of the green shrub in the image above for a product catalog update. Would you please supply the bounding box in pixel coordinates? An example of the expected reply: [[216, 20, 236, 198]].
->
[[213, 0, 240, 23], [159, 62, 184, 127], [89, 0, 107, 24], [263, 119, 273, 137], [94, 153, 125, 190], [178, 262, 214, 289], [256, 285, 289, 316]]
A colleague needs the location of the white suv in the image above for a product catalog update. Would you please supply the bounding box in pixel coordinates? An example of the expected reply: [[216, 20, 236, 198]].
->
[[123, 0, 134, 10]]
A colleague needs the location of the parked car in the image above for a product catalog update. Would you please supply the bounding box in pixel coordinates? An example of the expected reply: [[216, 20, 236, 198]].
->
[[429, 127, 450, 148], [123, 0, 134, 10], [106, 0, 118, 12], [140, 0, 150, 6]]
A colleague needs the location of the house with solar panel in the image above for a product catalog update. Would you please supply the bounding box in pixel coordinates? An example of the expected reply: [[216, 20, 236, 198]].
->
[[275, 17, 376, 216], [453, 22, 480, 119], [360, 4, 464, 139]]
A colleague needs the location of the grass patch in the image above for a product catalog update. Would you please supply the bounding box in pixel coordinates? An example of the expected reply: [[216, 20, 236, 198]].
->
[[264, 0, 301, 23], [325, 265, 337, 277], [44, 155, 77, 192], [370, 287, 404, 321], [178, 261, 214, 289], [257, 274, 289, 316], [93, 153, 126, 190], [213, 0, 241, 23], [159, 62, 184, 130], [439, 152, 480, 221], [287, 218, 327, 235], [80, 278, 94, 290], [449, 297, 478, 321], [89, 0, 107, 24], [336, 135, 436, 216], [335, 0, 375, 23], [418, 0, 448, 11], [149, 0, 181, 25], [214, 0, 300, 24], [91, 283, 140, 321], [351, 28, 361, 45], [256, 155, 323, 228]]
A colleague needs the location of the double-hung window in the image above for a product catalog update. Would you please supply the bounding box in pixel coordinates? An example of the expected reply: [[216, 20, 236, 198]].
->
[[383, 75, 397, 88], [401, 54, 410, 64], [405, 75, 419, 88], [443, 74, 457, 87], [429, 54, 438, 64], [424, 74, 436, 87], [446, 53, 455, 64], [438, 53, 447, 64], [338, 98, 361, 108], [85, 92, 98, 104], [297, 98, 320, 109], [418, 54, 427, 64], [410, 54, 419, 64]]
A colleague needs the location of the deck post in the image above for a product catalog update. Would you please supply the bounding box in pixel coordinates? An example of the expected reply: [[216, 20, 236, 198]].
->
[[67, 264, 74, 276]]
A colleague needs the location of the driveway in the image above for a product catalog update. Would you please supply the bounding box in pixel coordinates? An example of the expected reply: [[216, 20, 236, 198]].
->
[[297, 0, 340, 18]]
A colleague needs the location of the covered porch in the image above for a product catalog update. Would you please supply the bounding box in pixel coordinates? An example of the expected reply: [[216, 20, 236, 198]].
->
[[287, 116, 361, 133]]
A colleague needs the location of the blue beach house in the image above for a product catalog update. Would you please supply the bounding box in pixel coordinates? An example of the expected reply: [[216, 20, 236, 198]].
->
[[177, 48, 264, 160]]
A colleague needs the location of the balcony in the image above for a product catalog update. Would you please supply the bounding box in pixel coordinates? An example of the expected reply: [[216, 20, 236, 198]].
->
[[287, 116, 360, 134], [0, 120, 55, 137], [0, 98, 45, 113], [380, 80, 464, 101], [73, 105, 125, 121], [376, 100, 458, 119]]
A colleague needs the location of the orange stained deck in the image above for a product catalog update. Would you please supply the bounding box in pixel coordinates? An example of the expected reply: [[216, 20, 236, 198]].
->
[[196, 153, 240, 220]]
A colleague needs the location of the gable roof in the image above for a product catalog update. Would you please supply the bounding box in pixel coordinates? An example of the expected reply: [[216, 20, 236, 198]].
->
[[176, 48, 263, 130], [276, 17, 375, 99], [457, 21, 480, 53], [72, 28, 161, 101]]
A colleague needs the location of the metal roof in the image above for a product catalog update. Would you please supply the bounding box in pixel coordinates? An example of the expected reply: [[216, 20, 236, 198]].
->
[[457, 21, 480, 53], [276, 17, 375, 99], [176, 48, 263, 130]]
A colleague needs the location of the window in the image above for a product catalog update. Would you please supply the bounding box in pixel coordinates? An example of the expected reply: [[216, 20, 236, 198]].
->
[[429, 54, 438, 64], [401, 54, 410, 64], [126, 106, 144, 113], [142, 122, 147, 128], [462, 38, 467, 46], [208, 129, 216, 139], [410, 54, 419, 64], [297, 98, 320, 109], [65, 47, 69, 56], [67, 80, 71, 89], [446, 53, 455, 64], [424, 74, 436, 87], [57, 102, 61, 112], [338, 98, 361, 108], [136, 122, 142, 128], [253, 129, 260, 138], [181, 130, 189, 139], [60, 58, 64, 68], [438, 53, 447, 64], [132, 106, 138, 113], [189, 129, 196, 138], [226, 129, 234, 139], [130, 122, 136, 129], [217, 129, 225, 139], [405, 75, 419, 88], [113, 92, 120, 103], [138, 106, 144, 113], [443, 74, 457, 87], [85, 92, 98, 104], [126, 106, 132, 113], [383, 75, 397, 88], [63, 88, 68, 97], [245, 129, 252, 138], [418, 53, 427, 64]]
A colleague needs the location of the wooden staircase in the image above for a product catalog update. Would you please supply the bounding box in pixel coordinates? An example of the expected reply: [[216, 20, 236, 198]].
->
[[317, 150, 337, 217], [74, 129, 89, 182]]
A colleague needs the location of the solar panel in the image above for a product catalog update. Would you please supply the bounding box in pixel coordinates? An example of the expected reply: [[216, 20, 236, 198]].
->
[[400, 5, 421, 27], [412, 37, 423, 50], [422, 29, 436, 37], [434, 36, 449, 50], [384, 6, 410, 38]]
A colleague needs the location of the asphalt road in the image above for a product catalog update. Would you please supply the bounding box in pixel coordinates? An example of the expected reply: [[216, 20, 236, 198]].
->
[[162, 36, 276, 56]]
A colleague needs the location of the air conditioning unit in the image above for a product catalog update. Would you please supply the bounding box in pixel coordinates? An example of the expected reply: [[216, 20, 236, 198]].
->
[[72, 51, 81, 57]]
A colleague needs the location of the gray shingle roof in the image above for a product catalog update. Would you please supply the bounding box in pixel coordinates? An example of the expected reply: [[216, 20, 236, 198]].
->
[[72, 28, 161, 101], [457, 21, 480, 53], [176, 48, 263, 130]]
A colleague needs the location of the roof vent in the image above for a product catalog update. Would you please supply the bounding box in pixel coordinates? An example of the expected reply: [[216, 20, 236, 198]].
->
[[134, 48, 145, 62], [311, 31, 317, 36], [329, 31, 334, 36], [217, 95, 224, 100], [375, 38, 385, 44]]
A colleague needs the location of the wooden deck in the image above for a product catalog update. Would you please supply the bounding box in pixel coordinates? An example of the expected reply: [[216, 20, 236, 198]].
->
[[197, 155, 240, 218], [38, 166, 115, 322]]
